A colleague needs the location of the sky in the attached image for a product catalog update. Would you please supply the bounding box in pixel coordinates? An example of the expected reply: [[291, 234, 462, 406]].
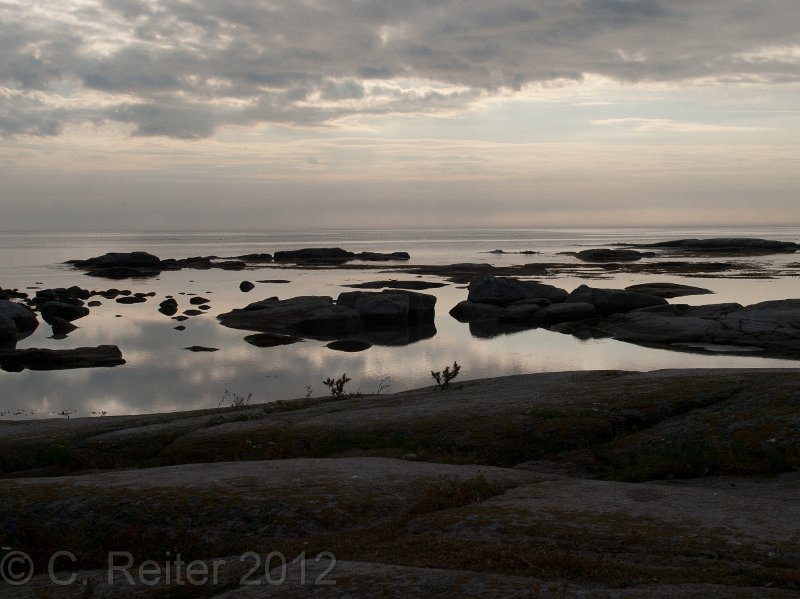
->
[[1, 0, 799, 231]]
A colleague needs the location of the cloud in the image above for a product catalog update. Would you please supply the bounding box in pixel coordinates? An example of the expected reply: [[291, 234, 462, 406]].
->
[[591, 117, 776, 134], [1, 0, 799, 138]]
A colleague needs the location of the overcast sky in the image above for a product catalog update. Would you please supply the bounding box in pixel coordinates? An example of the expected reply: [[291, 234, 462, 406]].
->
[[1, 0, 799, 231]]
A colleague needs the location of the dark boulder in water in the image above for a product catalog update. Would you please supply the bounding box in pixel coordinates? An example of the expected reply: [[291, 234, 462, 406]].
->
[[159, 298, 179, 315], [69, 252, 162, 269], [40, 301, 90, 323], [239, 281, 255, 292]]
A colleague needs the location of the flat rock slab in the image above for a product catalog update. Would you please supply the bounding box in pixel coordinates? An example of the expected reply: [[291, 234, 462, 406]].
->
[[344, 280, 447, 290]]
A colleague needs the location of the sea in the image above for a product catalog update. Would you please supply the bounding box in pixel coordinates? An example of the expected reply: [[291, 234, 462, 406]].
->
[[1, 227, 799, 419]]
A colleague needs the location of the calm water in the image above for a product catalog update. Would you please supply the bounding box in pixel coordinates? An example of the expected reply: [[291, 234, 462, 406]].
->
[[1, 227, 799, 418]]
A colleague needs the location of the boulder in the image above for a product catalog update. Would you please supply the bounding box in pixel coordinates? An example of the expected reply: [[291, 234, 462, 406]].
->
[[535, 302, 598, 325], [576, 249, 646, 262], [498, 303, 544, 323], [40, 301, 90, 323], [337, 290, 436, 325], [337, 291, 409, 326], [219, 296, 361, 338], [50, 317, 78, 335], [449, 301, 504, 322], [467, 276, 568, 306], [0, 345, 125, 371], [273, 248, 355, 264], [239, 281, 255, 292], [567, 285, 667, 316], [0, 300, 39, 334], [0, 315, 17, 346], [189, 296, 210, 305], [624, 283, 713, 298], [158, 298, 179, 315], [70, 251, 162, 269]]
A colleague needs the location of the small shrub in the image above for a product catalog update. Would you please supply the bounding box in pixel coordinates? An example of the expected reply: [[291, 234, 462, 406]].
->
[[431, 361, 461, 391], [218, 389, 252, 409], [323, 373, 351, 397], [375, 376, 391, 394]]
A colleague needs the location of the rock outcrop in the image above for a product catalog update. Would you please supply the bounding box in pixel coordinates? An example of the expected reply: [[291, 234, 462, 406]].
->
[[626, 237, 800, 255], [575, 248, 649, 262], [219, 291, 437, 346], [566, 284, 667, 316], [467, 276, 568, 306]]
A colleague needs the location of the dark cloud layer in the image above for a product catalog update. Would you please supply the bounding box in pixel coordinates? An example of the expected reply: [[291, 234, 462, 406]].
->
[[1, 0, 798, 138]]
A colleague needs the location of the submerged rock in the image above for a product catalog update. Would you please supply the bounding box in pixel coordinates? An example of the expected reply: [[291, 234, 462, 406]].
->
[[239, 280, 255, 292], [184, 346, 219, 352], [0, 345, 125, 371], [355, 251, 411, 261], [326, 339, 373, 352], [624, 282, 714, 298], [344, 280, 447, 290], [244, 333, 303, 347]]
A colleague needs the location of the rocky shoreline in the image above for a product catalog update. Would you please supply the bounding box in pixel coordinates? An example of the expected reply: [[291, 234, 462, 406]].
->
[[0, 368, 798, 597], [1, 237, 800, 369]]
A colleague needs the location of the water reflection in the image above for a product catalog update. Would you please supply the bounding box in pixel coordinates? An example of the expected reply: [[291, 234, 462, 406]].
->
[[1, 229, 800, 418]]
